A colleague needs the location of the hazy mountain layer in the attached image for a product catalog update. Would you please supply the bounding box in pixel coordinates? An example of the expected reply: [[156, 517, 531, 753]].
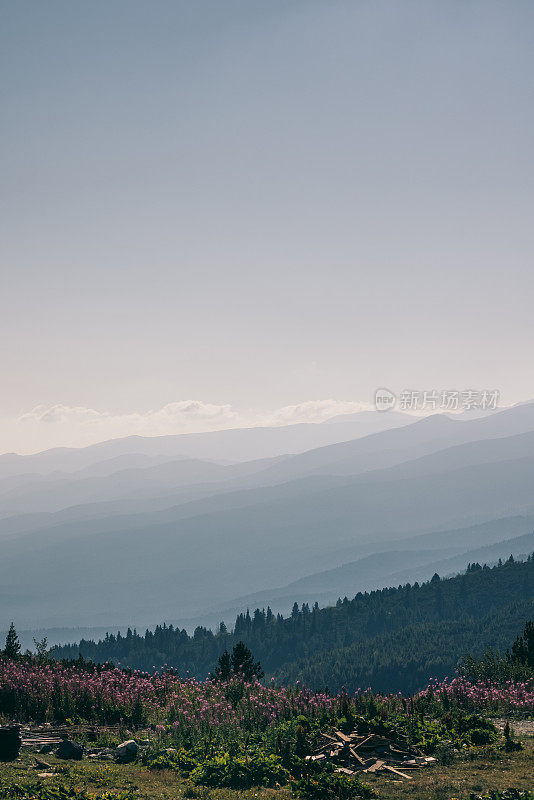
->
[[2, 403, 534, 632]]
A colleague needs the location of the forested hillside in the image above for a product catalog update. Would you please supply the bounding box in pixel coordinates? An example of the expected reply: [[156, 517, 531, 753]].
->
[[275, 600, 533, 693], [52, 556, 534, 692]]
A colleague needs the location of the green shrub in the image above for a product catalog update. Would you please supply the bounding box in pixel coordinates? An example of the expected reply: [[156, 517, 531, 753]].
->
[[504, 737, 524, 752], [145, 746, 199, 774], [191, 749, 289, 789], [470, 727, 497, 745], [434, 740, 455, 765], [291, 770, 375, 800]]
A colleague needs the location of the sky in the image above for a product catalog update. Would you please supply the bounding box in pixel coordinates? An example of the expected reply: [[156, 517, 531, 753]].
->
[[1, 0, 533, 454]]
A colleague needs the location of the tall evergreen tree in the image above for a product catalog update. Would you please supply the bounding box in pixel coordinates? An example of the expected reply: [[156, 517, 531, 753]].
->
[[230, 641, 264, 680], [510, 620, 534, 668], [215, 649, 231, 680], [3, 623, 21, 659]]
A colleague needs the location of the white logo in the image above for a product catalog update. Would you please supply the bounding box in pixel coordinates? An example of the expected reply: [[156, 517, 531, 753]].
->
[[375, 388, 396, 412]]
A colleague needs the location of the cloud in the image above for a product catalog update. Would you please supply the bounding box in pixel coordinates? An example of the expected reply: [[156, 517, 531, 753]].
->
[[263, 399, 373, 425], [20, 405, 105, 425], [17, 400, 239, 435], [4, 398, 374, 454]]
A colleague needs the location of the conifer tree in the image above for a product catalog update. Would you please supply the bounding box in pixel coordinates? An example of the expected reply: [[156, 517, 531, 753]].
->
[[230, 641, 264, 680], [510, 620, 534, 668], [216, 649, 231, 680], [4, 623, 21, 659]]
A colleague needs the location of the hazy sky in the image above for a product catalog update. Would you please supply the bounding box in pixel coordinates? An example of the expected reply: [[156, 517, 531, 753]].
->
[[1, 1, 533, 453]]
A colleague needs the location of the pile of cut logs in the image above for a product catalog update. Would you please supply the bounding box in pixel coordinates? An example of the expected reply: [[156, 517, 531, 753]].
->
[[19, 724, 69, 751], [306, 729, 436, 780]]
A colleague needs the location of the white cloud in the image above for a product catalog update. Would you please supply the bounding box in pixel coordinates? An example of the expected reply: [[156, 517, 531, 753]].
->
[[16, 400, 239, 439], [20, 405, 106, 425], [263, 399, 373, 426], [2, 398, 374, 454]]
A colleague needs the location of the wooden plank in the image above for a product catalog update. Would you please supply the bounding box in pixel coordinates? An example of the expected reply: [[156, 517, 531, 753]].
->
[[364, 760, 385, 773], [349, 747, 367, 767], [334, 730, 352, 743], [383, 765, 413, 780], [351, 735, 375, 750]]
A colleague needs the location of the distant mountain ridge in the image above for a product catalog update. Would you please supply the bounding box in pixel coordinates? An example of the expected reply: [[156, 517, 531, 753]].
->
[[0, 410, 418, 477], [2, 403, 534, 632], [226, 530, 534, 616]]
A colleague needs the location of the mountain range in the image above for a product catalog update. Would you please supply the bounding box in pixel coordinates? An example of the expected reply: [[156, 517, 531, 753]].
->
[[1, 403, 534, 642]]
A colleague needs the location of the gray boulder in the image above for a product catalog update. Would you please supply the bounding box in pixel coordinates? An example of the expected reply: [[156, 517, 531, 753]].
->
[[0, 726, 22, 762], [115, 739, 138, 763], [57, 739, 84, 760]]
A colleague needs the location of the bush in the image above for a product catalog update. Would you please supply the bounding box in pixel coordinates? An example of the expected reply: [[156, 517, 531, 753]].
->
[[191, 749, 289, 789], [434, 740, 455, 765], [291, 770, 375, 800], [454, 713, 498, 746], [470, 727, 496, 745], [145, 746, 199, 774], [504, 737, 524, 752]]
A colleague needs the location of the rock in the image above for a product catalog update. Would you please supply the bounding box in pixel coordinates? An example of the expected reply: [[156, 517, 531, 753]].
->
[[115, 739, 138, 763], [56, 739, 84, 760], [0, 726, 22, 762], [39, 744, 55, 754]]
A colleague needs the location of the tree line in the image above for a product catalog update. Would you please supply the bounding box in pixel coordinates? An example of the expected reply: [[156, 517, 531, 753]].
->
[[50, 555, 534, 693]]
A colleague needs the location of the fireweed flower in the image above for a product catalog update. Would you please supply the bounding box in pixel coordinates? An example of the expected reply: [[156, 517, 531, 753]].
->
[[1, 657, 532, 730]]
